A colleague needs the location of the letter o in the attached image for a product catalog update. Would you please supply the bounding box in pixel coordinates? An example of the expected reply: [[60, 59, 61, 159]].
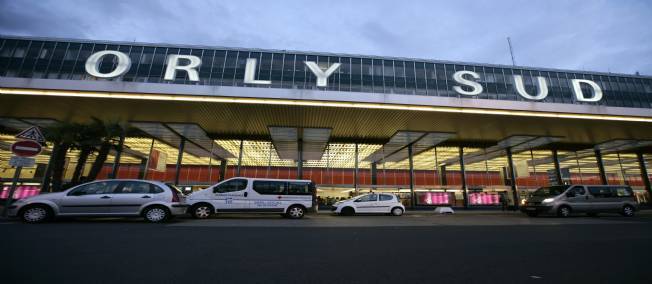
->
[[85, 50, 131, 78]]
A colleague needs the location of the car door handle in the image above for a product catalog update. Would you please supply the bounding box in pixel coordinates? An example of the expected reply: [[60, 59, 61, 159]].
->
[[141, 195, 152, 199], [244, 192, 248, 197], [100, 196, 112, 199]]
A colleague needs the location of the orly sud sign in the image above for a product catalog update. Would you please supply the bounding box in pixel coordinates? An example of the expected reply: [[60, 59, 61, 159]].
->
[[84, 50, 603, 102]]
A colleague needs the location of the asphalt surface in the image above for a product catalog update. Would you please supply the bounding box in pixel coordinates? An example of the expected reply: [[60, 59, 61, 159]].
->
[[2, 212, 652, 284]]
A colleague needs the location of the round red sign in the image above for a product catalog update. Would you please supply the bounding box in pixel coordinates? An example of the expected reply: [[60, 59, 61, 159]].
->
[[11, 140, 42, 157]]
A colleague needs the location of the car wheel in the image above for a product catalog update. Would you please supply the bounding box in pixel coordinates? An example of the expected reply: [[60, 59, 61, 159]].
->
[[143, 206, 169, 223], [526, 212, 538, 217], [390, 207, 404, 216], [621, 205, 635, 217], [340, 207, 354, 216], [191, 204, 213, 219], [286, 205, 305, 219], [557, 206, 571, 217], [20, 204, 52, 223]]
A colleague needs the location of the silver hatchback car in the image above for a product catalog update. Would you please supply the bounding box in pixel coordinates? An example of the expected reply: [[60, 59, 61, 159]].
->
[[521, 185, 639, 217], [8, 179, 187, 223]]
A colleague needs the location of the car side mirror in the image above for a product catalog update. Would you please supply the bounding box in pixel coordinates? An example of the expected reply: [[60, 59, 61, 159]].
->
[[566, 192, 576, 198]]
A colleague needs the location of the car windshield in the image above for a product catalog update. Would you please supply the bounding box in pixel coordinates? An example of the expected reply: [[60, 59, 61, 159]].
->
[[165, 183, 184, 195], [532, 186, 570, 197]]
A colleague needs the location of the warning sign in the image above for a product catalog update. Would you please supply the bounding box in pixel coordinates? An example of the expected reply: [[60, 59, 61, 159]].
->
[[15, 126, 46, 144]]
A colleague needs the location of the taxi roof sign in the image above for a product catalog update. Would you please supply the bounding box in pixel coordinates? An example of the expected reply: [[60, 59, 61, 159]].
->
[[15, 126, 46, 144]]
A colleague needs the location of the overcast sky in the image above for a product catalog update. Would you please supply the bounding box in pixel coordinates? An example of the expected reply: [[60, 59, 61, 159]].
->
[[1, 0, 651, 75]]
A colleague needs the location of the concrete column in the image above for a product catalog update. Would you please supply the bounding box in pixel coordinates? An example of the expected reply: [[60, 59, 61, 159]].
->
[[552, 149, 563, 185], [594, 149, 608, 185], [219, 159, 227, 181], [174, 138, 185, 186], [408, 144, 415, 209], [506, 147, 519, 210], [371, 162, 377, 185], [297, 139, 303, 179], [353, 143, 359, 192], [637, 152, 651, 201], [440, 165, 447, 185], [236, 139, 243, 176], [110, 130, 126, 179], [459, 147, 469, 208]]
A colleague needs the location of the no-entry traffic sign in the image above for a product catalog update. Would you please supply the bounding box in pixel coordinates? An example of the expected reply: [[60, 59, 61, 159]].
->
[[11, 140, 42, 157]]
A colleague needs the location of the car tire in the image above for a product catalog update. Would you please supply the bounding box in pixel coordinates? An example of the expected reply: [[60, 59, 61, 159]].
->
[[526, 212, 538, 217], [390, 207, 404, 216], [340, 207, 355, 216], [286, 205, 305, 219], [20, 204, 52, 223], [191, 203, 214, 219], [621, 205, 635, 217], [557, 206, 571, 218], [143, 206, 170, 223]]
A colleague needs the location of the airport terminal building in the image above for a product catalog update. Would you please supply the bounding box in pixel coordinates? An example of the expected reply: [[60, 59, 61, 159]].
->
[[1, 35, 652, 209]]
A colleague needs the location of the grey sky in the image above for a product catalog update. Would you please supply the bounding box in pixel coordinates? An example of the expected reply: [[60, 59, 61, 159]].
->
[[1, 0, 651, 75]]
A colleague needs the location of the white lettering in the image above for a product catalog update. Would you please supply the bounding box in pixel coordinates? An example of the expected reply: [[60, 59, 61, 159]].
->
[[513, 75, 548, 100], [452, 71, 483, 96], [571, 79, 603, 102], [164, 55, 201, 82], [243, 58, 271, 85], [304, 61, 341, 87], [85, 50, 131, 78]]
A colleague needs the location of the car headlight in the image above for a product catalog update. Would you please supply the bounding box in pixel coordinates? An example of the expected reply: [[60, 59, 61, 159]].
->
[[542, 198, 554, 203], [520, 199, 527, 205]]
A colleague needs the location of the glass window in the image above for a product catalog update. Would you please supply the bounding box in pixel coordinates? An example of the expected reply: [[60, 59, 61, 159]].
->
[[588, 186, 614, 198], [356, 193, 378, 202], [379, 194, 394, 201], [118, 181, 153, 194], [571, 186, 586, 195], [214, 178, 248, 193], [615, 187, 633, 197], [253, 180, 287, 195], [68, 181, 120, 196], [288, 182, 312, 195]]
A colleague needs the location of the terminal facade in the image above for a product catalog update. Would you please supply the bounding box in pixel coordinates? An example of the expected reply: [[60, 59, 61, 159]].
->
[[1, 35, 652, 208]]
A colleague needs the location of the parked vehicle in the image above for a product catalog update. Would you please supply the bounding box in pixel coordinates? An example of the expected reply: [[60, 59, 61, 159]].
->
[[332, 193, 405, 216], [186, 178, 316, 219], [520, 185, 638, 217], [8, 179, 187, 223]]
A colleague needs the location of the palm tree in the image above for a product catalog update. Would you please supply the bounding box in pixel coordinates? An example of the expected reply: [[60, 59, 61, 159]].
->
[[86, 119, 126, 181], [42, 122, 81, 192], [70, 121, 103, 185]]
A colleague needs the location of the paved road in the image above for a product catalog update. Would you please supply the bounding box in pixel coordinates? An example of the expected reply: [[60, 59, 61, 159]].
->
[[2, 213, 651, 284]]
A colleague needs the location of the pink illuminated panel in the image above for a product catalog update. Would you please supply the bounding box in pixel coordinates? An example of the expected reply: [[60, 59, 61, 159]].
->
[[468, 192, 500, 205], [417, 192, 451, 205], [0, 185, 41, 199]]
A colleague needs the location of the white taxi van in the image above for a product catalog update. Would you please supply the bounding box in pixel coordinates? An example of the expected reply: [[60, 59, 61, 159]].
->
[[186, 178, 316, 219]]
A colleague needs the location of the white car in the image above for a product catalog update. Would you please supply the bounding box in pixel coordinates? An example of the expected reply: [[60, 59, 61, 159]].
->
[[331, 193, 405, 216], [8, 179, 187, 223], [186, 178, 316, 219]]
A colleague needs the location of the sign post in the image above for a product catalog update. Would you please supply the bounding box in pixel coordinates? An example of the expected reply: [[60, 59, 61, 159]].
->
[[1, 126, 44, 217]]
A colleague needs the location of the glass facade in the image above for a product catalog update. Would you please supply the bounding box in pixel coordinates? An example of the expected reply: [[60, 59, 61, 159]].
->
[[2, 37, 652, 108]]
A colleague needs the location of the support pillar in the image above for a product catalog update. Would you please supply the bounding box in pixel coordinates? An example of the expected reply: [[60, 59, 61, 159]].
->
[[110, 130, 125, 179], [440, 165, 447, 186], [637, 152, 651, 201], [552, 149, 563, 185], [297, 139, 303, 179], [354, 143, 359, 192], [219, 159, 227, 182], [174, 138, 185, 186], [137, 158, 148, 179], [506, 148, 519, 210], [459, 147, 469, 209], [236, 139, 243, 176], [594, 149, 608, 185], [371, 162, 377, 186], [408, 144, 416, 209]]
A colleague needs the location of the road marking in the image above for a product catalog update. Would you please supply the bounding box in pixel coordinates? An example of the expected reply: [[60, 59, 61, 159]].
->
[[529, 275, 543, 279]]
